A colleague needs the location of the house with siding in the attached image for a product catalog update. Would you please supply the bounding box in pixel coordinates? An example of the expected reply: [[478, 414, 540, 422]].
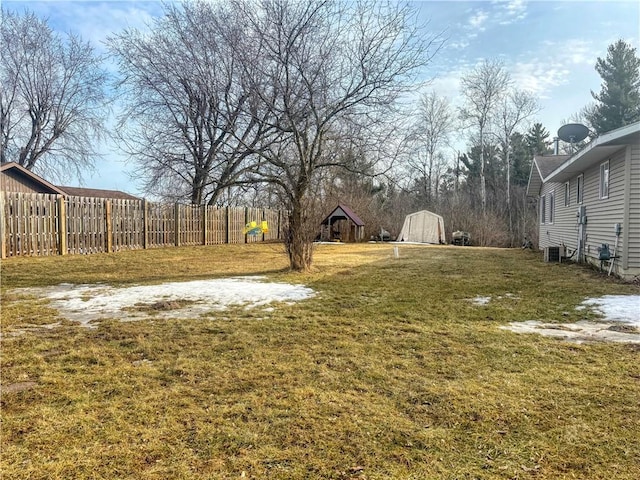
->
[[527, 121, 640, 280]]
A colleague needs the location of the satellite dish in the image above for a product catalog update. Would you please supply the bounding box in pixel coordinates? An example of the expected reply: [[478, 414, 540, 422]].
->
[[558, 123, 589, 143]]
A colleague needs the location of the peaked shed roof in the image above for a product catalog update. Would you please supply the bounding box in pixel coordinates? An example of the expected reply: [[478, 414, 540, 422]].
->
[[1, 162, 66, 195], [320, 203, 365, 226]]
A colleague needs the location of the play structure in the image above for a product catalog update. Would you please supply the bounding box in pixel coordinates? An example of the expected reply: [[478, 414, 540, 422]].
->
[[243, 221, 269, 236]]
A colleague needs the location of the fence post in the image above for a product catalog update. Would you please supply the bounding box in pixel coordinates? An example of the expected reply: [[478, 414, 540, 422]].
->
[[0, 193, 6, 259], [225, 206, 230, 244], [142, 199, 149, 249], [202, 204, 208, 246], [105, 200, 112, 253], [58, 196, 67, 255], [244, 207, 248, 244], [277, 210, 281, 241], [175, 203, 180, 247]]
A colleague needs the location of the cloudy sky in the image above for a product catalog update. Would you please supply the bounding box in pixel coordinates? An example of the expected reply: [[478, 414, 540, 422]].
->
[[3, 0, 639, 195]]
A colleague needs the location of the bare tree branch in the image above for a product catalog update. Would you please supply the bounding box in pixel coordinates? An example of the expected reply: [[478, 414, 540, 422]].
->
[[0, 8, 108, 180], [231, 0, 442, 270]]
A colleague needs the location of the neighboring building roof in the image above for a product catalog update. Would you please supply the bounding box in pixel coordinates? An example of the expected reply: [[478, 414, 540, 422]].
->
[[321, 203, 365, 226], [526, 121, 640, 197], [0, 162, 66, 195], [0, 162, 140, 200], [58, 186, 140, 200]]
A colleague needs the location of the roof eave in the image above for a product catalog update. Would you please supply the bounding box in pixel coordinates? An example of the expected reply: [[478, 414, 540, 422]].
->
[[544, 121, 640, 183]]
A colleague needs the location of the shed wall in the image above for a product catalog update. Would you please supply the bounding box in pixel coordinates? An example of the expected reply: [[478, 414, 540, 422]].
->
[[0, 171, 52, 194]]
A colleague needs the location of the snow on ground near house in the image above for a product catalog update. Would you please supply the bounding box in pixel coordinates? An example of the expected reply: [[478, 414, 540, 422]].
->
[[13, 277, 316, 327], [577, 295, 640, 325], [502, 295, 640, 344]]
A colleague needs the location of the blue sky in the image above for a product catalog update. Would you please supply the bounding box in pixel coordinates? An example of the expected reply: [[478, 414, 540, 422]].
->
[[3, 0, 639, 195]]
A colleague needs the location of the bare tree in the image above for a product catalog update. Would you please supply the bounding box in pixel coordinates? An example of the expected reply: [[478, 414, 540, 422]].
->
[[406, 91, 454, 205], [0, 8, 108, 178], [108, 0, 270, 205], [236, 0, 440, 271], [494, 89, 539, 244], [459, 59, 511, 213]]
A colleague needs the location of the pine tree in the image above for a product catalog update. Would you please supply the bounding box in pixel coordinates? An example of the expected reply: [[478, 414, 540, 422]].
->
[[525, 123, 551, 156], [588, 40, 640, 135], [510, 132, 532, 187]]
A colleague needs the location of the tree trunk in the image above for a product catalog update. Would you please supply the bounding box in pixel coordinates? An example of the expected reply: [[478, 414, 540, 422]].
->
[[479, 128, 487, 213], [285, 199, 314, 272], [506, 147, 513, 246]]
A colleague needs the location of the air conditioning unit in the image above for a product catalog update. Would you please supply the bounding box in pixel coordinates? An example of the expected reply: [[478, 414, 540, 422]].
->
[[544, 246, 565, 263]]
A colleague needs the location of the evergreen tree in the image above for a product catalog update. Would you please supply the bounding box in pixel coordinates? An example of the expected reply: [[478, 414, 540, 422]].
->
[[588, 40, 640, 134], [510, 132, 532, 187], [525, 122, 551, 156]]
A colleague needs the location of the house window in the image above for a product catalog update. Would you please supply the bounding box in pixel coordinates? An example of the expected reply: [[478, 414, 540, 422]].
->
[[576, 174, 584, 204], [564, 182, 570, 207], [600, 161, 610, 199], [540, 195, 546, 224], [548, 191, 555, 224]]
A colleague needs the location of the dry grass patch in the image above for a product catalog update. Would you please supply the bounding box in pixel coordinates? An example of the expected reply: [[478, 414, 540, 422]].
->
[[1, 244, 639, 479]]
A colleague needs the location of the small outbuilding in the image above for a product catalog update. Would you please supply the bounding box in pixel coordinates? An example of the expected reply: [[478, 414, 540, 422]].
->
[[0, 162, 139, 199], [396, 210, 445, 244], [319, 204, 365, 242]]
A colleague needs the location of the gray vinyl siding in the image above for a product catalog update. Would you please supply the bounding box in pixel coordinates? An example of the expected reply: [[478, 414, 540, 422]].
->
[[628, 144, 640, 272], [538, 181, 576, 250], [538, 145, 640, 279], [580, 148, 626, 265]]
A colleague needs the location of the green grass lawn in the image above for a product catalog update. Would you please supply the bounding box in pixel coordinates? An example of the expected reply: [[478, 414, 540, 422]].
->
[[1, 243, 639, 479]]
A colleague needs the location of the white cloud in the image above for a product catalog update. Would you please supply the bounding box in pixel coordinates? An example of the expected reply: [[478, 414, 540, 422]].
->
[[509, 38, 598, 98], [5, 1, 161, 52], [511, 60, 572, 98], [468, 10, 489, 30], [61, 3, 159, 51], [500, 0, 528, 24], [449, 40, 470, 50]]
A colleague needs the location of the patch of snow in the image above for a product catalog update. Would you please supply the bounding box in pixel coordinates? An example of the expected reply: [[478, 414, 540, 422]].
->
[[503, 295, 640, 344], [578, 295, 640, 326], [501, 320, 640, 344], [11, 277, 316, 326], [470, 296, 492, 305], [499, 293, 520, 300], [467, 294, 520, 306]]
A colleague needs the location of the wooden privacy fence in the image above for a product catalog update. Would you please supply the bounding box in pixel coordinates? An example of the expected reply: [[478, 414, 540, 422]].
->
[[0, 192, 287, 258]]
